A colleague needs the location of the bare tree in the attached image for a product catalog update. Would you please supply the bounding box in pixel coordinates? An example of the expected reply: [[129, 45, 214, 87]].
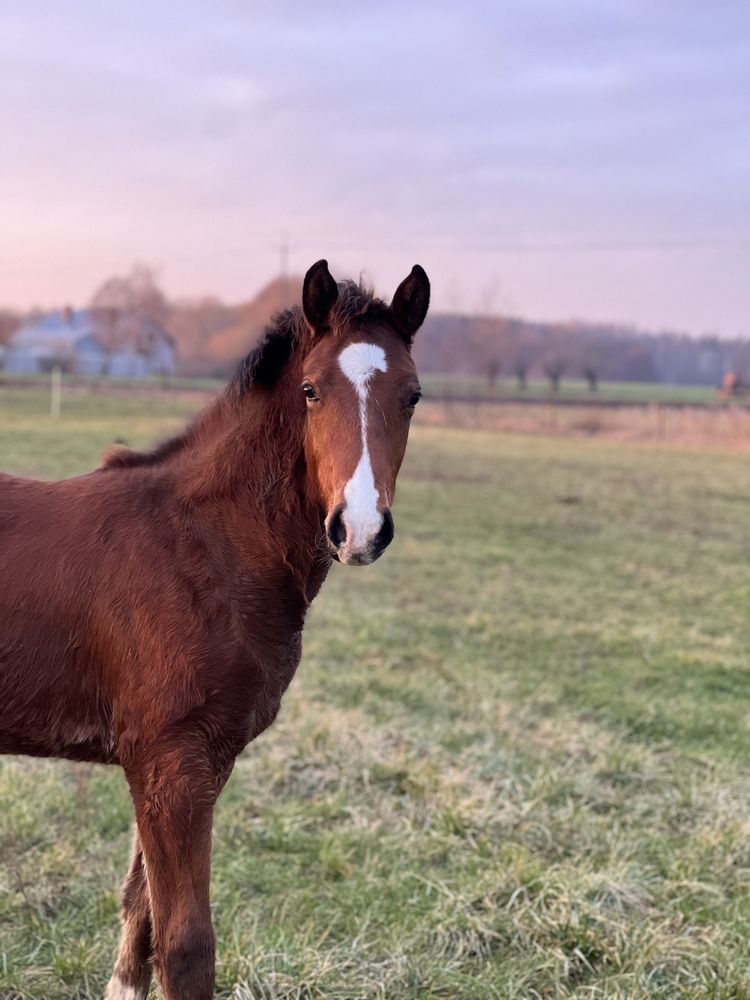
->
[[90, 264, 169, 374], [0, 310, 21, 347], [474, 279, 506, 390], [467, 315, 507, 390], [539, 327, 570, 393], [542, 356, 565, 393], [514, 360, 529, 390], [582, 365, 599, 392], [573, 332, 603, 391], [485, 356, 501, 389], [507, 328, 536, 390]]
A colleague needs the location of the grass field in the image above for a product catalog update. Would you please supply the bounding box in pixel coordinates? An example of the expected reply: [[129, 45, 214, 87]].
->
[[1, 387, 750, 999], [2, 370, 725, 405], [420, 375, 721, 405]]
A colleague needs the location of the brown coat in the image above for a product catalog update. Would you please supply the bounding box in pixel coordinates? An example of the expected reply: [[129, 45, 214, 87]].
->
[[0, 260, 430, 1000]]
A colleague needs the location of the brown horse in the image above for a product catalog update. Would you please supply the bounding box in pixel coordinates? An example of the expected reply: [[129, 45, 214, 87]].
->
[[0, 260, 429, 1000]]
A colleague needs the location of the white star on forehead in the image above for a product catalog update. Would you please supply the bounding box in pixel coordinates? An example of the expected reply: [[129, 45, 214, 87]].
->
[[337, 342, 388, 389]]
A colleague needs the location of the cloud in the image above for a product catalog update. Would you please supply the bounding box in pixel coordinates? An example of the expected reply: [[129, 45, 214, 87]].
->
[[0, 0, 748, 333]]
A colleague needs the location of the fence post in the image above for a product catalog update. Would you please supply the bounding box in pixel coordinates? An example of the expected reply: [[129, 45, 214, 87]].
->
[[50, 366, 62, 419]]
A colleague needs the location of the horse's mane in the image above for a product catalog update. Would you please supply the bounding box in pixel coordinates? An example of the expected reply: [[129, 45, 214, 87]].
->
[[101, 281, 390, 471]]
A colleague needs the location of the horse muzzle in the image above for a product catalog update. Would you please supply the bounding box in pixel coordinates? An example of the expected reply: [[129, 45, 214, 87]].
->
[[325, 505, 394, 565]]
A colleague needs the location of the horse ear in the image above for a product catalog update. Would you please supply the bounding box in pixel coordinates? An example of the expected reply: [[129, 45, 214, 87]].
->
[[302, 259, 338, 333], [390, 265, 430, 344]]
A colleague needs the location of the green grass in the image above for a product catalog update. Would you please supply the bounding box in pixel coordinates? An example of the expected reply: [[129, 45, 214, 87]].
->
[[2, 386, 750, 999], [0, 371, 225, 392], [4, 369, 723, 405], [0, 388, 195, 480], [421, 374, 720, 405]]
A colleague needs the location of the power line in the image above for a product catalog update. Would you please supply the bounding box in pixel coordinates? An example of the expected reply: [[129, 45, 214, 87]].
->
[[3, 231, 746, 280]]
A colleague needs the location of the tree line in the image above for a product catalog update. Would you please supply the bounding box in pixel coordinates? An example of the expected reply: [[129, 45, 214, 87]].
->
[[2, 266, 748, 388], [414, 314, 750, 390]]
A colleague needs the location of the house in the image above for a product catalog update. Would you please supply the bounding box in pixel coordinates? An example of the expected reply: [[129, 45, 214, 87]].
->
[[3, 308, 176, 377]]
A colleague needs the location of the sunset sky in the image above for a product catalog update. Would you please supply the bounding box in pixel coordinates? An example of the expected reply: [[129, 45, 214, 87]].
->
[[1, 0, 748, 334]]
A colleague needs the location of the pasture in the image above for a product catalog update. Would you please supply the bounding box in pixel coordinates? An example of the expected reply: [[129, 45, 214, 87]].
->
[[420, 375, 721, 406], [1, 386, 750, 999]]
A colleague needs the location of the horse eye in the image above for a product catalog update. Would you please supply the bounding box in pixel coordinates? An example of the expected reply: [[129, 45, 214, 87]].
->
[[302, 383, 319, 401], [407, 392, 422, 409]]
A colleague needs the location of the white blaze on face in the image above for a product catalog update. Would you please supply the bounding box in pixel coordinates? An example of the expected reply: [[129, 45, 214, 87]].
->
[[337, 342, 388, 550]]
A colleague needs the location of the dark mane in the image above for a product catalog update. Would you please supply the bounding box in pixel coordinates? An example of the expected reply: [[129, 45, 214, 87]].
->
[[101, 281, 391, 471], [230, 306, 303, 397], [230, 279, 390, 398], [330, 278, 391, 328]]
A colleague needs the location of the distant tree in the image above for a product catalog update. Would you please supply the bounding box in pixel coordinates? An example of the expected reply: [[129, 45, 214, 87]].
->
[[475, 334, 504, 389], [540, 329, 568, 393], [513, 358, 530, 390], [474, 278, 501, 388], [583, 366, 599, 392], [485, 356, 501, 389], [203, 275, 303, 376], [506, 328, 536, 390], [573, 332, 604, 391], [89, 264, 170, 374], [0, 310, 21, 346], [729, 341, 750, 385], [168, 297, 235, 375], [466, 307, 507, 390], [543, 356, 565, 393], [620, 344, 658, 383]]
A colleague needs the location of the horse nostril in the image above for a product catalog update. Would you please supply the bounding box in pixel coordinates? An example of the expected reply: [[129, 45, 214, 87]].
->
[[326, 505, 347, 549], [374, 509, 394, 554]]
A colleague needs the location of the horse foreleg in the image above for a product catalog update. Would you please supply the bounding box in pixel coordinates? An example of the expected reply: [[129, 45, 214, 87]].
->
[[105, 829, 152, 1000], [126, 750, 221, 1000]]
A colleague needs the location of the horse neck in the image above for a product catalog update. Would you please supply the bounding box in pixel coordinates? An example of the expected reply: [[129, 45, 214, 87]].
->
[[174, 364, 327, 584]]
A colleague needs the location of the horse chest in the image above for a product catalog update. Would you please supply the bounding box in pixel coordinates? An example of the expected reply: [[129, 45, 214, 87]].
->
[[245, 629, 303, 741], [208, 581, 309, 743]]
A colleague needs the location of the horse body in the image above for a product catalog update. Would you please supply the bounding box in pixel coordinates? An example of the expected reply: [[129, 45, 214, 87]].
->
[[0, 260, 430, 1000], [0, 389, 327, 762]]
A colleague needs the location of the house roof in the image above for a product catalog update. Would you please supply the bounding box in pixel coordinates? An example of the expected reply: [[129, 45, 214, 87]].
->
[[10, 309, 174, 353], [12, 309, 95, 351]]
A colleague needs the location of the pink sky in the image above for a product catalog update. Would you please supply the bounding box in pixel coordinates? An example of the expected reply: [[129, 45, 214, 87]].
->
[[1, 1, 748, 334]]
